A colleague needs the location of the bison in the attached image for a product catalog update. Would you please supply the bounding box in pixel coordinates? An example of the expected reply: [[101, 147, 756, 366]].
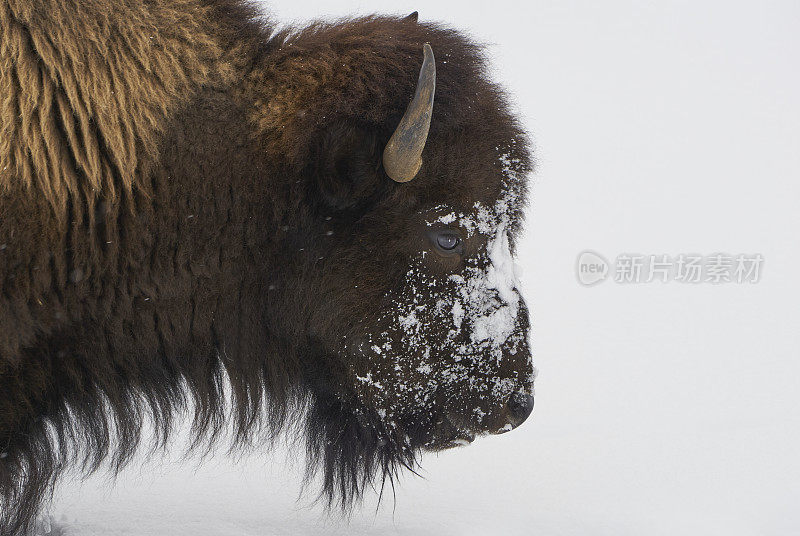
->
[[0, 1, 535, 533]]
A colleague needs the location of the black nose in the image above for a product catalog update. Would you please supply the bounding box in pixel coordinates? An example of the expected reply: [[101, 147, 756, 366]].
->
[[506, 391, 534, 428]]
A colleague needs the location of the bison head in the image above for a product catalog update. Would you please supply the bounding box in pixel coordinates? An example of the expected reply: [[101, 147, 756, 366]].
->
[[256, 19, 536, 504]]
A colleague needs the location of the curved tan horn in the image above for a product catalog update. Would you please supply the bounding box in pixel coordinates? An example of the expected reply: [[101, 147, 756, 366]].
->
[[382, 43, 436, 183]]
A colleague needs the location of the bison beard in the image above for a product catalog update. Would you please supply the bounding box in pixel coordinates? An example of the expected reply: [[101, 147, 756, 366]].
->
[[0, 1, 534, 534]]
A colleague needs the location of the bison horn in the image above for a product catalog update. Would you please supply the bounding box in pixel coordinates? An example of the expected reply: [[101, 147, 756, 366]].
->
[[382, 43, 436, 183]]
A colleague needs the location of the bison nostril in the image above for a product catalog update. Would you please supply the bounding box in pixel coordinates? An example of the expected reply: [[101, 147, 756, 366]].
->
[[506, 391, 534, 428]]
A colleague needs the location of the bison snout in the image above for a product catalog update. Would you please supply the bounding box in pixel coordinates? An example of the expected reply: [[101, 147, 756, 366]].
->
[[502, 391, 534, 431]]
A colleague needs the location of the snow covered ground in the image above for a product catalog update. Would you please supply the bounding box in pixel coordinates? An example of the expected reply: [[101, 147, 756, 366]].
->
[[49, 1, 800, 534]]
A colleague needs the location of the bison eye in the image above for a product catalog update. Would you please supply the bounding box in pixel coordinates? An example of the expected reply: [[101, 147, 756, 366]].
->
[[437, 233, 460, 250], [433, 230, 462, 255]]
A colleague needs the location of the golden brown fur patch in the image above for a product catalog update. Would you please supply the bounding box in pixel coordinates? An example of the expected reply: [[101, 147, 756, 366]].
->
[[0, 0, 231, 214]]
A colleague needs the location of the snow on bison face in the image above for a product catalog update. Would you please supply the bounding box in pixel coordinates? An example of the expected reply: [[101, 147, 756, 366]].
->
[[346, 185, 535, 450], [293, 141, 535, 481]]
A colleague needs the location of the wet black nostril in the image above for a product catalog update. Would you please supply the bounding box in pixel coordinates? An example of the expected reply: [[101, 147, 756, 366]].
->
[[506, 391, 534, 428]]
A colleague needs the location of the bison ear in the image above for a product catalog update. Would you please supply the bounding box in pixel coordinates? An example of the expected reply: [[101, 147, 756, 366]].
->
[[404, 11, 419, 23], [310, 124, 384, 213]]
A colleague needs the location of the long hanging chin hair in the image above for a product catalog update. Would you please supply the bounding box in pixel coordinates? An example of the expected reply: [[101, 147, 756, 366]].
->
[[303, 391, 422, 511], [0, 357, 422, 536]]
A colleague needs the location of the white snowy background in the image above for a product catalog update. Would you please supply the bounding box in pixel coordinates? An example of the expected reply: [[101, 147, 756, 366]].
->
[[50, 1, 800, 534]]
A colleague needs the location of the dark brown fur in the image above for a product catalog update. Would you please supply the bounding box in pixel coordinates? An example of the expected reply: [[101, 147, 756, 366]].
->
[[0, 1, 533, 533]]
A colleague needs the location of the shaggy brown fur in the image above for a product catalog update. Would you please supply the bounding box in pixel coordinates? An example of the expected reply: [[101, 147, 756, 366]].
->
[[0, 1, 533, 534]]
